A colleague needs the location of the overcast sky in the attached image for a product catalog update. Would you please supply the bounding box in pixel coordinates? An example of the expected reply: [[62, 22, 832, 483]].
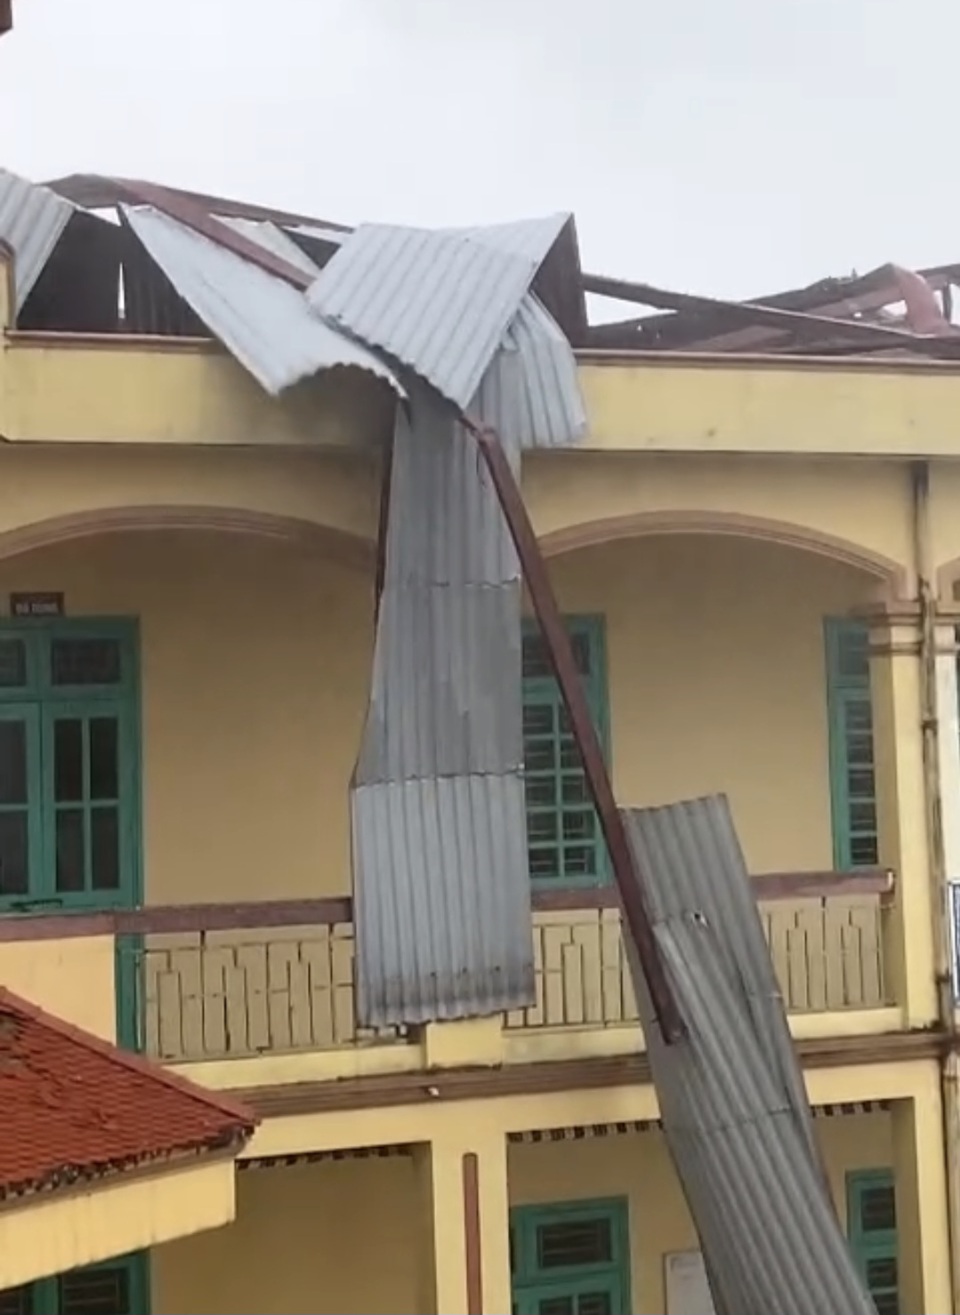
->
[[2, 0, 957, 298]]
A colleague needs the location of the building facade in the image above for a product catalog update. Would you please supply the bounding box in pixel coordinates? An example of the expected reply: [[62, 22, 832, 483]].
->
[[1, 184, 960, 1313]]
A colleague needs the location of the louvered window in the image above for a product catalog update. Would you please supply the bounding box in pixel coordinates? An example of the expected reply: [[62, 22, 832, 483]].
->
[[522, 617, 609, 888], [0, 1255, 147, 1315], [510, 1199, 628, 1314], [825, 619, 879, 867], [847, 1169, 899, 1315]]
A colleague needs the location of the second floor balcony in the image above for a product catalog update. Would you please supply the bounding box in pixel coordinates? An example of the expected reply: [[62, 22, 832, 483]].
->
[[0, 439, 931, 1072], [0, 868, 894, 1078]]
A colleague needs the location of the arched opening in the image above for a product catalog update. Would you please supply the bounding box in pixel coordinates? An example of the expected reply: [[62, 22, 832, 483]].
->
[[0, 517, 375, 914], [534, 525, 888, 877], [541, 508, 907, 598], [0, 505, 373, 570]]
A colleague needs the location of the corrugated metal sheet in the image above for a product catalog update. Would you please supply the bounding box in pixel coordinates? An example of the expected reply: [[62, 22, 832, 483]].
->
[[0, 169, 75, 312], [308, 218, 585, 446], [351, 394, 532, 1026], [440, 212, 570, 262], [338, 219, 587, 1024], [472, 292, 587, 448], [120, 205, 404, 397], [215, 216, 321, 279], [355, 543, 522, 781], [620, 795, 875, 1315], [364, 387, 517, 595], [353, 774, 531, 1022], [308, 223, 542, 408]]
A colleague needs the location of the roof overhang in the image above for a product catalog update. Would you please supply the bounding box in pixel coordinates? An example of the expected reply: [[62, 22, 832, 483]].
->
[[0, 1151, 240, 1290]]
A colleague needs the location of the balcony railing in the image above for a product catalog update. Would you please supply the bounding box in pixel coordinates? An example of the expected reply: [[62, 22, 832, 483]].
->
[[508, 874, 891, 1030], [0, 870, 892, 1064], [120, 899, 405, 1060]]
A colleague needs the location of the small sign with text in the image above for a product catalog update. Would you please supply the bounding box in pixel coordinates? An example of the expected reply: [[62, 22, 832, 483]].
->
[[10, 592, 64, 618]]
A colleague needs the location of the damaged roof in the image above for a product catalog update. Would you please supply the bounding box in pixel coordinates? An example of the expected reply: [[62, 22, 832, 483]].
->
[[120, 203, 406, 396], [0, 171, 588, 416], [0, 988, 257, 1201], [0, 170, 75, 311], [583, 262, 960, 357], [0, 168, 952, 364]]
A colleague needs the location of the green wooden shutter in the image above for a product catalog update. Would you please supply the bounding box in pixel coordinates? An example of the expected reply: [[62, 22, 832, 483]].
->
[[510, 1199, 630, 1315], [0, 702, 44, 912], [0, 1285, 33, 1315], [522, 617, 609, 888], [0, 1253, 149, 1315], [824, 619, 879, 868], [847, 1169, 899, 1315]]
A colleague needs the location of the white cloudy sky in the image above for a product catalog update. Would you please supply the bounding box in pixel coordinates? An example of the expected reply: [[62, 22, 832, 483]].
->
[[2, 0, 957, 298]]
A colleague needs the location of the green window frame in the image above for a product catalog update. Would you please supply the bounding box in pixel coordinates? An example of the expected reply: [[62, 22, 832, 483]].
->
[[522, 615, 609, 888], [0, 619, 143, 1049], [824, 618, 879, 868], [510, 1197, 630, 1315], [0, 1253, 149, 1315], [0, 619, 141, 913], [846, 1169, 898, 1315]]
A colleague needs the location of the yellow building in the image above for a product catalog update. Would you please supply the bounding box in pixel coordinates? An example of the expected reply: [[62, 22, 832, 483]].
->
[[1, 173, 960, 1313]]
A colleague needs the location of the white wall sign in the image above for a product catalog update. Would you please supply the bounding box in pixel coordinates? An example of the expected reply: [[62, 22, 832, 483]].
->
[[664, 1250, 717, 1315]]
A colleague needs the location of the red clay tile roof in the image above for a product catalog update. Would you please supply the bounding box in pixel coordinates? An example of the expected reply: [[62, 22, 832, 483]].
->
[[0, 987, 257, 1200]]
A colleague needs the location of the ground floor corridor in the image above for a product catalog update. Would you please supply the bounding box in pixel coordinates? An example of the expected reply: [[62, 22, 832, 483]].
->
[[142, 1103, 899, 1315]]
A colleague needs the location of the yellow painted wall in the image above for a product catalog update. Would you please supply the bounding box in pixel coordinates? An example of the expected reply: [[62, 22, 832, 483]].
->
[[551, 533, 874, 871], [0, 1157, 238, 1291], [0, 445, 915, 588], [152, 1156, 423, 1315], [1, 336, 395, 449], [0, 444, 379, 556], [0, 525, 875, 908], [0, 532, 371, 904], [0, 935, 116, 1039], [577, 356, 960, 458], [10, 316, 960, 462], [526, 450, 913, 586], [230, 1058, 931, 1163], [928, 460, 960, 584], [152, 1115, 891, 1315]]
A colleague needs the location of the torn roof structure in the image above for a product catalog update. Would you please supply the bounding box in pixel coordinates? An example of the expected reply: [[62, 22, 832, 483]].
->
[[0, 168, 954, 363], [3, 163, 891, 1313], [120, 204, 405, 396]]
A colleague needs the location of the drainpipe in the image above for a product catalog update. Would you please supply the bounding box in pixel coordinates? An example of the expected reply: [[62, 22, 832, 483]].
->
[[912, 458, 960, 1313]]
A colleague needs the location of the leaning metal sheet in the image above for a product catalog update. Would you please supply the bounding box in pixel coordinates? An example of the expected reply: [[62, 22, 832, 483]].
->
[[620, 795, 875, 1315]]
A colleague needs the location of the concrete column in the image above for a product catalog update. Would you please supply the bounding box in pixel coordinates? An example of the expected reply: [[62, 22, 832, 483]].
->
[[415, 1128, 512, 1315], [935, 621, 960, 863], [891, 1079, 952, 1314], [867, 607, 938, 1026], [936, 619, 960, 972]]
